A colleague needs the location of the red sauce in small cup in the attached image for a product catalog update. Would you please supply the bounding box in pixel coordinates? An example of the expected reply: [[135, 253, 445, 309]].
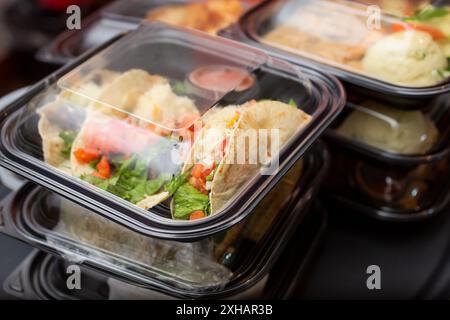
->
[[189, 65, 255, 93]]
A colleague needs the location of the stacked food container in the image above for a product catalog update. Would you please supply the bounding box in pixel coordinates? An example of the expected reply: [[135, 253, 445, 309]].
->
[[37, 0, 264, 65], [1, 0, 449, 300], [223, 0, 450, 221], [0, 18, 344, 299]]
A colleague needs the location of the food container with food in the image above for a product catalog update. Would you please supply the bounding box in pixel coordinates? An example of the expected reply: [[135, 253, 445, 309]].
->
[[223, 0, 450, 108], [37, 0, 263, 65], [323, 93, 450, 221], [0, 23, 344, 240], [0, 142, 329, 299]]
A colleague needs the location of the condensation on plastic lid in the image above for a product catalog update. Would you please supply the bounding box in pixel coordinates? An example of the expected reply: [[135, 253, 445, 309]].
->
[[56, 23, 276, 131]]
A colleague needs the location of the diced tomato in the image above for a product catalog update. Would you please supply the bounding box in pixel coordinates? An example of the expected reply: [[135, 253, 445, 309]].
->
[[189, 211, 205, 220], [179, 114, 200, 132], [220, 137, 228, 158], [96, 155, 111, 179], [190, 163, 216, 191], [191, 164, 205, 179], [201, 162, 216, 180], [73, 148, 100, 164], [189, 176, 208, 195], [391, 22, 447, 40]]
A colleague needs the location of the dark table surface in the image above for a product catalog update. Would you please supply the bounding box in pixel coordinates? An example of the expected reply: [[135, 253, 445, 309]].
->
[[294, 201, 450, 300]]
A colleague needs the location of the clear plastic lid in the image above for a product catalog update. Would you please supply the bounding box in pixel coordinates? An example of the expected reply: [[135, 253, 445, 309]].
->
[[57, 23, 266, 131], [335, 101, 439, 155], [0, 23, 344, 239], [328, 93, 450, 159], [245, 0, 450, 88]]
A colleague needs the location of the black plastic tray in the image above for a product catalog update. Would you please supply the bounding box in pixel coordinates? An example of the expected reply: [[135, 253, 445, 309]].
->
[[2, 203, 327, 300], [322, 93, 450, 220]]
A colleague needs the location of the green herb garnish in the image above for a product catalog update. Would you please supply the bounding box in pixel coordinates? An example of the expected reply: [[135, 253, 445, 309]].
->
[[288, 98, 298, 108], [173, 81, 191, 95], [172, 183, 209, 219], [59, 131, 77, 159], [437, 69, 450, 79], [206, 169, 216, 182], [405, 6, 449, 22], [89, 158, 101, 169]]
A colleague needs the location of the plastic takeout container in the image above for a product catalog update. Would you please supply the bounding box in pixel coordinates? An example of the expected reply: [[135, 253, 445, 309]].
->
[[0, 142, 329, 298], [0, 23, 344, 240], [37, 0, 261, 65], [223, 0, 450, 108], [323, 93, 450, 221], [3, 199, 325, 301]]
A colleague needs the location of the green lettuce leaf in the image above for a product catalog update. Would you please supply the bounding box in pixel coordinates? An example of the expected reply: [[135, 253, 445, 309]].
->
[[172, 183, 209, 220], [59, 131, 77, 159], [405, 6, 449, 22], [164, 171, 189, 196], [81, 155, 170, 204]]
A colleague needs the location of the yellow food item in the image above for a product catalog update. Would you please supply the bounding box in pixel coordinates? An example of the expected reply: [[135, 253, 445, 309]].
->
[[146, 0, 244, 34], [363, 30, 448, 86], [337, 101, 439, 155], [262, 2, 384, 69]]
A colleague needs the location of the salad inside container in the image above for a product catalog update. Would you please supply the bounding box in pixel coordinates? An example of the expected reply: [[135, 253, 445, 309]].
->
[[242, 0, 450, 88], [0, 23, 344, 239]]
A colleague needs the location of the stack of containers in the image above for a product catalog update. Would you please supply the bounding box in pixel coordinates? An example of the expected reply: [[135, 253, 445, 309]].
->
[[223, 0, 450, 221], [2, 202, 327, 300], [0, 23, 345, 299]]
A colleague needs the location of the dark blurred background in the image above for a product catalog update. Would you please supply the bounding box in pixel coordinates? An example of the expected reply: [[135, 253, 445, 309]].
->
[[0, 0, 111, 96]]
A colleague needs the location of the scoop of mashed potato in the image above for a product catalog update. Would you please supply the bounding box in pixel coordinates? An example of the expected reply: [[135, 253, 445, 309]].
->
[[362, 30, 448, 86], [337, 102, 438, 155]]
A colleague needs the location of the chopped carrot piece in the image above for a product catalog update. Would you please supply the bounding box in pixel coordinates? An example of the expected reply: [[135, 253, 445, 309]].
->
[[391, 22, 446, 40], [189, 211, 205, 220], [73, 148, 100, 164], [191, 164, 205, 179], [96, 155, 111, 179]]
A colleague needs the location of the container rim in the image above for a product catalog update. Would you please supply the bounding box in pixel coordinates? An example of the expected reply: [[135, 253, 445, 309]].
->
[[326, 182, 450, 222], [0, 24, 345, 240], [324, 97, 450, 166]]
